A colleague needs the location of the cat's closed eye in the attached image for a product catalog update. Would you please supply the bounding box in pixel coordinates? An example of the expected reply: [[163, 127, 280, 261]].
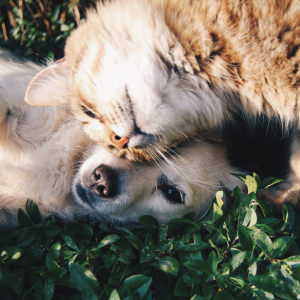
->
[[81, 105, 103, 122]]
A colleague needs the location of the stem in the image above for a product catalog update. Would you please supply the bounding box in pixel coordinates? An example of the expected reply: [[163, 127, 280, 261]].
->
[[223, 236, 238, 256]]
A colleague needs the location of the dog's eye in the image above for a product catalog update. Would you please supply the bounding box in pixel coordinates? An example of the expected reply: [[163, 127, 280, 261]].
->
[[81, 105, 97, 119], [159, 184, 184, 204]]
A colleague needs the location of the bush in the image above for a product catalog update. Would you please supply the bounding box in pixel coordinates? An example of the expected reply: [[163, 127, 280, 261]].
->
[[0, 0, 96, 61], [1, 174, 300, 299]]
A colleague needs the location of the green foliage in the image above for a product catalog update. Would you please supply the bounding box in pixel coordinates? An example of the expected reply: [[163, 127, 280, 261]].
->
[[0, 0, 97, 60], [1, 174, 300, 299]]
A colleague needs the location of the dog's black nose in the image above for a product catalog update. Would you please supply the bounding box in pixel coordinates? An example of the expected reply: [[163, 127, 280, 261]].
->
[[90, 165, 118, 198]]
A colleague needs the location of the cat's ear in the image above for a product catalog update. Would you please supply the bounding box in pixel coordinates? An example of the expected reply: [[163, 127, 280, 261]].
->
[[24, 58, 70, 106]]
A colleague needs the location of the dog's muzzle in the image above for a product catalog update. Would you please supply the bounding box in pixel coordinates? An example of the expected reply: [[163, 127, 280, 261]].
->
[[75, 165, 119, 207]]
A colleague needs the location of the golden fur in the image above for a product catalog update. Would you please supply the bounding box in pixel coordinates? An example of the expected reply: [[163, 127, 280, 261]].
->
[[25, 0, 300, 162]]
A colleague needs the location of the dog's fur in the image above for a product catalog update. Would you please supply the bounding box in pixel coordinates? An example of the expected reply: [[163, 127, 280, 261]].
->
[[0, 50, 247, 229], [2, 49, 300, 230], [0, 50, 91, 230], [24, 0, 300, 162]]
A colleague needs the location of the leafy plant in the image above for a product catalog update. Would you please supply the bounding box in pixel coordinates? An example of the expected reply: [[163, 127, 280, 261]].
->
[[0, 0, 97, 61], [1, 174, 300, 299]]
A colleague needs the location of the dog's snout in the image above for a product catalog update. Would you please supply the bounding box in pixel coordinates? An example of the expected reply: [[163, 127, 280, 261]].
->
[[90, 165, 118, 198], [111, 133, 129, 149]]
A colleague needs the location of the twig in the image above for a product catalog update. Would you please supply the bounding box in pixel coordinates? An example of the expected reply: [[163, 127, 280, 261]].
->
[[31, 0, 52, 36], [25, 3, 39, 27], [19, 0, 24, 34], [7, 9, 16, 27], [1, 21, 8, 41], [9, 0, 16, 8], [36, 0, 44, 12], [0, 11, 8, 41], [223, 236, 238, 256]]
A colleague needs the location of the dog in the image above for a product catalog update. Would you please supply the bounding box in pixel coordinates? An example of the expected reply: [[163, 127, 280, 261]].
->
[[0, 50, 92, 230], [1, 50, 299, 231], [0, 50, 245, 229]]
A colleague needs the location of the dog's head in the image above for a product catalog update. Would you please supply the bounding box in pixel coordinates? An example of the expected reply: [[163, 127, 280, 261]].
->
[[72, 139, 241, 225]]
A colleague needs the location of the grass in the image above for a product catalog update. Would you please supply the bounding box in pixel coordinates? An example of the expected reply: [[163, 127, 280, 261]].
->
[[1, 174, 300, 299]]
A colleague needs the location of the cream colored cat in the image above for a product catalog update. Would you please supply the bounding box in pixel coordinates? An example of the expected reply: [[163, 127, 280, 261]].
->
[[25, 0, 300, 161]]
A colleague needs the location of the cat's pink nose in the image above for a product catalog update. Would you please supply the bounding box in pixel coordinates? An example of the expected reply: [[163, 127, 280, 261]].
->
[[111, 134, 129, 149]]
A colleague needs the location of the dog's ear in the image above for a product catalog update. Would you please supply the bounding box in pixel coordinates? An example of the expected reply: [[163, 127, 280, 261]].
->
[[24, 59, 70, 106]]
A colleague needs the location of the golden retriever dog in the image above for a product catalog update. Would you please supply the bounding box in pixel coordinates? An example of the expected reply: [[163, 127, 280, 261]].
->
[[0, 50, 244, 229], [2, 49, 300, 231]]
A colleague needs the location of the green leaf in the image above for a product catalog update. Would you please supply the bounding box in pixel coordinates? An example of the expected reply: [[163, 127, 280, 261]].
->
[[244, 175, 258, 193], [214, 290, 235, 300], [17, 208, 33, 226], [248, 261, 257, 279], [252, 289, 275, 300], [249, 275, 295, 300], [11, 268, 24, 295], [249, 224, 275, 236], [125, 235, 144, 251], [40, 225, 60, 236], [255, 198, 274, 218], [138, 215, 159, 228], [43, 278, 54, 300], [16, 228, 37, 247], [239, 194, 252, 226], [25, 199, 41, 224], [0, 246, 22, 262], [51, 3, 61, 21], [109, 289, 121, 300], [204, 251, 217, 282], [118, 274, 152, 300], [156, 257, 179, 276], [69, 263, 102, 295], [227, 276, 245, 288], [168, 218, 200, 228], [212, 203, 224, 223], [140, 245, 156, 264], [258, 218, 281, 227], [174, 234, 209, 251], [272, 236, 295, 258], [97, 234, 120, 248], [230, 251, 247, 271], [191, 295, 206, 300], [216, 191, 225, 209], [260, 177, 283, 190], [175, 279, 190, 297], [82, 286, 99, 300], [201, 283, 216, 300], [250, 230, 273, 255], [238, 225, 254, 251], [282, 255, 300, 268], [64, 235, 79, 251], [201, 222, 229, 246], [184, 259, 214, 275], [216, 274, 225, 288], [279, 202, 295, 232], [102, 250, 118, 268]]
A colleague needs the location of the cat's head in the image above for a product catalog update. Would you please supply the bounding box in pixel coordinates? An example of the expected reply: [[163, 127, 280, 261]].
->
[[24, 0, 224, 161]]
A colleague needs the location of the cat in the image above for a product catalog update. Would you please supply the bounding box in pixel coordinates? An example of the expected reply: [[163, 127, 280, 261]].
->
[[24, 0, 300, 162]]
